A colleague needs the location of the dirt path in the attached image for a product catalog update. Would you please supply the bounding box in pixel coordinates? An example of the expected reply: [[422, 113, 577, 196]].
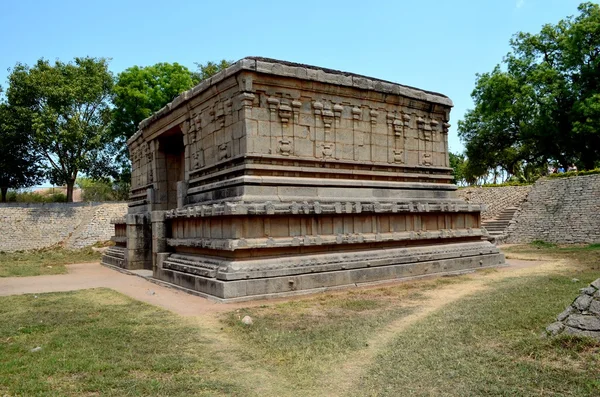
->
[[0, 263, 246, 315], [315, 257, 564, 397], [0, 257, 554, 317]]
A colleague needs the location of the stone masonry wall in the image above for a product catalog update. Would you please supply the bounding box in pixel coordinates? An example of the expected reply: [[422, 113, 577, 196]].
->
[[0, 202, 127, 252], [457, 185, 532, 220], [505, 175, 600, 244]]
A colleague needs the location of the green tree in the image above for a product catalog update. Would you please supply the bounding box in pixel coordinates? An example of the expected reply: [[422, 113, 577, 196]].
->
[[449, 152, 466, 185], [458, 2, 600, 172], [194, 59, 233, 82], [7, 57, 114, 202], [111, 63, 197, 144], [109, 59, 234, 189], [0, 97, 43, 202], [110, 62, 198, 190], [76, 176, 127, 202]]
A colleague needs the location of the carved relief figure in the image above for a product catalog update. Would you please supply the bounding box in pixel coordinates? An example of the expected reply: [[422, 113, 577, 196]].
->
[[189, 112, 205, 170]]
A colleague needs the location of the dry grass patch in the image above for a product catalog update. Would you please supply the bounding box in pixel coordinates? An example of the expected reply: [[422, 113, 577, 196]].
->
[[0, 247, 101, 277], [0, 288, 242, 396]]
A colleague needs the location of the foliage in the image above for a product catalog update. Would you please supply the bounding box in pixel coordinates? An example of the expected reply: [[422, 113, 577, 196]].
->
[[458, 2, 600, 179], [449, 152, 466, 185], [0, 99, 44, 202], [4, 189, 67, 203], [6, 57, 114, 202], [110, 60, 233, 188], [76, 176, 127, 201], [193, 59, 233, 82], [480, 180, 533, 187], [547, 167, 600, 178], [111, 63, 197, 144]]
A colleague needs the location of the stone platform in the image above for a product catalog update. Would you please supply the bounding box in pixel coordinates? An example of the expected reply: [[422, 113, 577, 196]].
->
[[103, 57, 504, 300]]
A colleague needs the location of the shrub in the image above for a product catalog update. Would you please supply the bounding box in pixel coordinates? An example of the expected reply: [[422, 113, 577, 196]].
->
[[4, 190, 66, 203], [547, 168, 600, 179]]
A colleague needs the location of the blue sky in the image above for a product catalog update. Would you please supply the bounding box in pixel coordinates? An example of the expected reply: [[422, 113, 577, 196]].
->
[[0, 0, 587, 154]]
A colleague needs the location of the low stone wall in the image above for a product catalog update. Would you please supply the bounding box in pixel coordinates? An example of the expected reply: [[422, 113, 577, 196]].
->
[[0, 202, 127, 252], [457, 185, 532, 220], [505, 175, 600, 244]]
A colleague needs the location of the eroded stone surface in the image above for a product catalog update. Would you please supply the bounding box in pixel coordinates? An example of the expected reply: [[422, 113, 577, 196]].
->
[[573, 294, 593, 311], [546, 321, 565, 336], [557, 306, 576, 322]]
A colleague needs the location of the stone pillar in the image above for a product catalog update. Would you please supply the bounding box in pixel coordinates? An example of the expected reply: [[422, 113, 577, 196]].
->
[[177, 181, 188, 209], [125, 213, 152, 270], [151, 210, 167, 273]]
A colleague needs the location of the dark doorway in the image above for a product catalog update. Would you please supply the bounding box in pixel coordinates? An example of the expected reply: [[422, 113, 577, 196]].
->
[[158, 130, 185, 210]]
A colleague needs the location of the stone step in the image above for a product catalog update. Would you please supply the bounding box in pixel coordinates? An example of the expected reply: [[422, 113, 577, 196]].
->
[[483, 220, 510, 225], [483, 223, 510, 228]]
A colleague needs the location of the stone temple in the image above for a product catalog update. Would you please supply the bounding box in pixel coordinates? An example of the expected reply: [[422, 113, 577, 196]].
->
[[102, 57, 505, 301]]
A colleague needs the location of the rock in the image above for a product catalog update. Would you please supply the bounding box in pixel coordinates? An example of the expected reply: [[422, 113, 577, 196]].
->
[[591, 278, 600, 290], [30, 346, 42, 353], [563, 326, 600, 339], [546, 321, 564, 336], [241, 315, 253, 325], [565, 314, 600, 331], [589, 300, 600, 315], [146, 290, 156, 296], [580, 286, 596, 296], [573, 294, 593, 311], [557, 306, 576, 322]]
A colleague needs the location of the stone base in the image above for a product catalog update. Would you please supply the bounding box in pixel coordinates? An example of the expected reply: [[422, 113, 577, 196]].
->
[[153, 241, 504, 301], [101, 246, 126, 269]]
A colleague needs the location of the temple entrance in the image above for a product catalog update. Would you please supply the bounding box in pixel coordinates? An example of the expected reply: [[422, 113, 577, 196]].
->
[[157, 129, 185, 210]]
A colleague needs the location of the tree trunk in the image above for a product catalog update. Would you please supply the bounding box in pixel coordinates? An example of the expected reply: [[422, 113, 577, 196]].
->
[[66, 180, 75, 202], [1, 186, 7, 203]]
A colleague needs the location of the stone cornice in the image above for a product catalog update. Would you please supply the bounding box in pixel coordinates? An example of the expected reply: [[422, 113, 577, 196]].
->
[[128, 57, 454, 145], [164, 200, 484, 219]]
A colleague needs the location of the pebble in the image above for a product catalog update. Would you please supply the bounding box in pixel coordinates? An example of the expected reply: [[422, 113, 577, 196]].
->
[[241, 315, 253, 325]]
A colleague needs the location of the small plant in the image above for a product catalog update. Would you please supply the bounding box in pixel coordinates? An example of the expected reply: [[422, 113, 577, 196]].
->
[[530, 240, 557, 249]]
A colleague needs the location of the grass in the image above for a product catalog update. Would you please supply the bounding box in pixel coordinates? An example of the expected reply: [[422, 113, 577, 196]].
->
[[220, 276, 469, 391], [0, 289, 241, 396], [504, 241, 600, 271], [2, 243, 600, 395], [0, 247, 101, 277], [355, 271, 600, 396]]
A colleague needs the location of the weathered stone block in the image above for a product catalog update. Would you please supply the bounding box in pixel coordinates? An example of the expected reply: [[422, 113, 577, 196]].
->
[[565, 314, 600, 331]]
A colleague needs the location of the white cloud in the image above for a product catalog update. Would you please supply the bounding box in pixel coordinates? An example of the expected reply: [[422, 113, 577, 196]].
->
[[516, 0, 525, 8]]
